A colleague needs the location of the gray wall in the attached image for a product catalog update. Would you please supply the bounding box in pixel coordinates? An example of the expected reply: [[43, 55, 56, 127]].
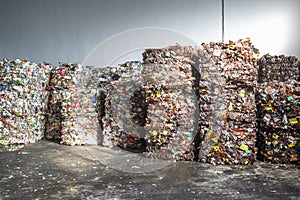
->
[[0, 0, 299, 65]]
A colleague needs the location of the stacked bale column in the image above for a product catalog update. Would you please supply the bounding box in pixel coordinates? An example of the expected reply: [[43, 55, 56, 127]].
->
[[256, 55, 300, 163], [142, 48, 199, 160], [45, 63, 82, 145], [73, 66, 102, 145], [97, 62, 144, 148], [0, 59, 51, 147], [198, 38, 260, 165]]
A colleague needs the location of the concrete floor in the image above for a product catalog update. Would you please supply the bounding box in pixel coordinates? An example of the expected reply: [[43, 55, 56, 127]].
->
[[0, 140, 300, 200]]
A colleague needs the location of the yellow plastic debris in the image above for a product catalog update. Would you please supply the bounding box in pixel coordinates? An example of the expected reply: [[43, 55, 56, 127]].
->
[[212, 145, 220, 151], [272, 134, 279, 140], [151, 131, 158, 137], [288, 141, 296, 148], [211, 138, 218, 143], [265, 106, 272, 111], [239, 144, 249, 151], [0, 141, 9, 146], [289, 118, 298, 124], [239, 89, 246, 97]]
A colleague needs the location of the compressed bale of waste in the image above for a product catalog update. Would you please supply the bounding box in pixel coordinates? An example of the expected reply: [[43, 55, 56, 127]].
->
[[256, 80, 300, 163], [97, 61, 145, 149], [73, 66, 102, 145], [258, 54, 300, 83], [44, 63, 82, 145], [256, 54, 300, 163], [0, 59, 51, 147], [198, 38, 260, 165], [141, 46, 200, 160]]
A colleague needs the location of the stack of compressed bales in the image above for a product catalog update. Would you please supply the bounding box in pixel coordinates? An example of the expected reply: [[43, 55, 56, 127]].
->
[[198, 38, 260, 165], [141, 46, 199, 160], [97, 61, 144, 148], [97, 41, 260, 162], [0, 59, 51, 147], [73, 66, 102, 145], [256, 55, 300, 163], [44, 63, 82, 145], [97, 46, 199, 160]]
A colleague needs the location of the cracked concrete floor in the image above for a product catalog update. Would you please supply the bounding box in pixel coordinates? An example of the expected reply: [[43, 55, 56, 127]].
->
[[0, 140, 300, 200]]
